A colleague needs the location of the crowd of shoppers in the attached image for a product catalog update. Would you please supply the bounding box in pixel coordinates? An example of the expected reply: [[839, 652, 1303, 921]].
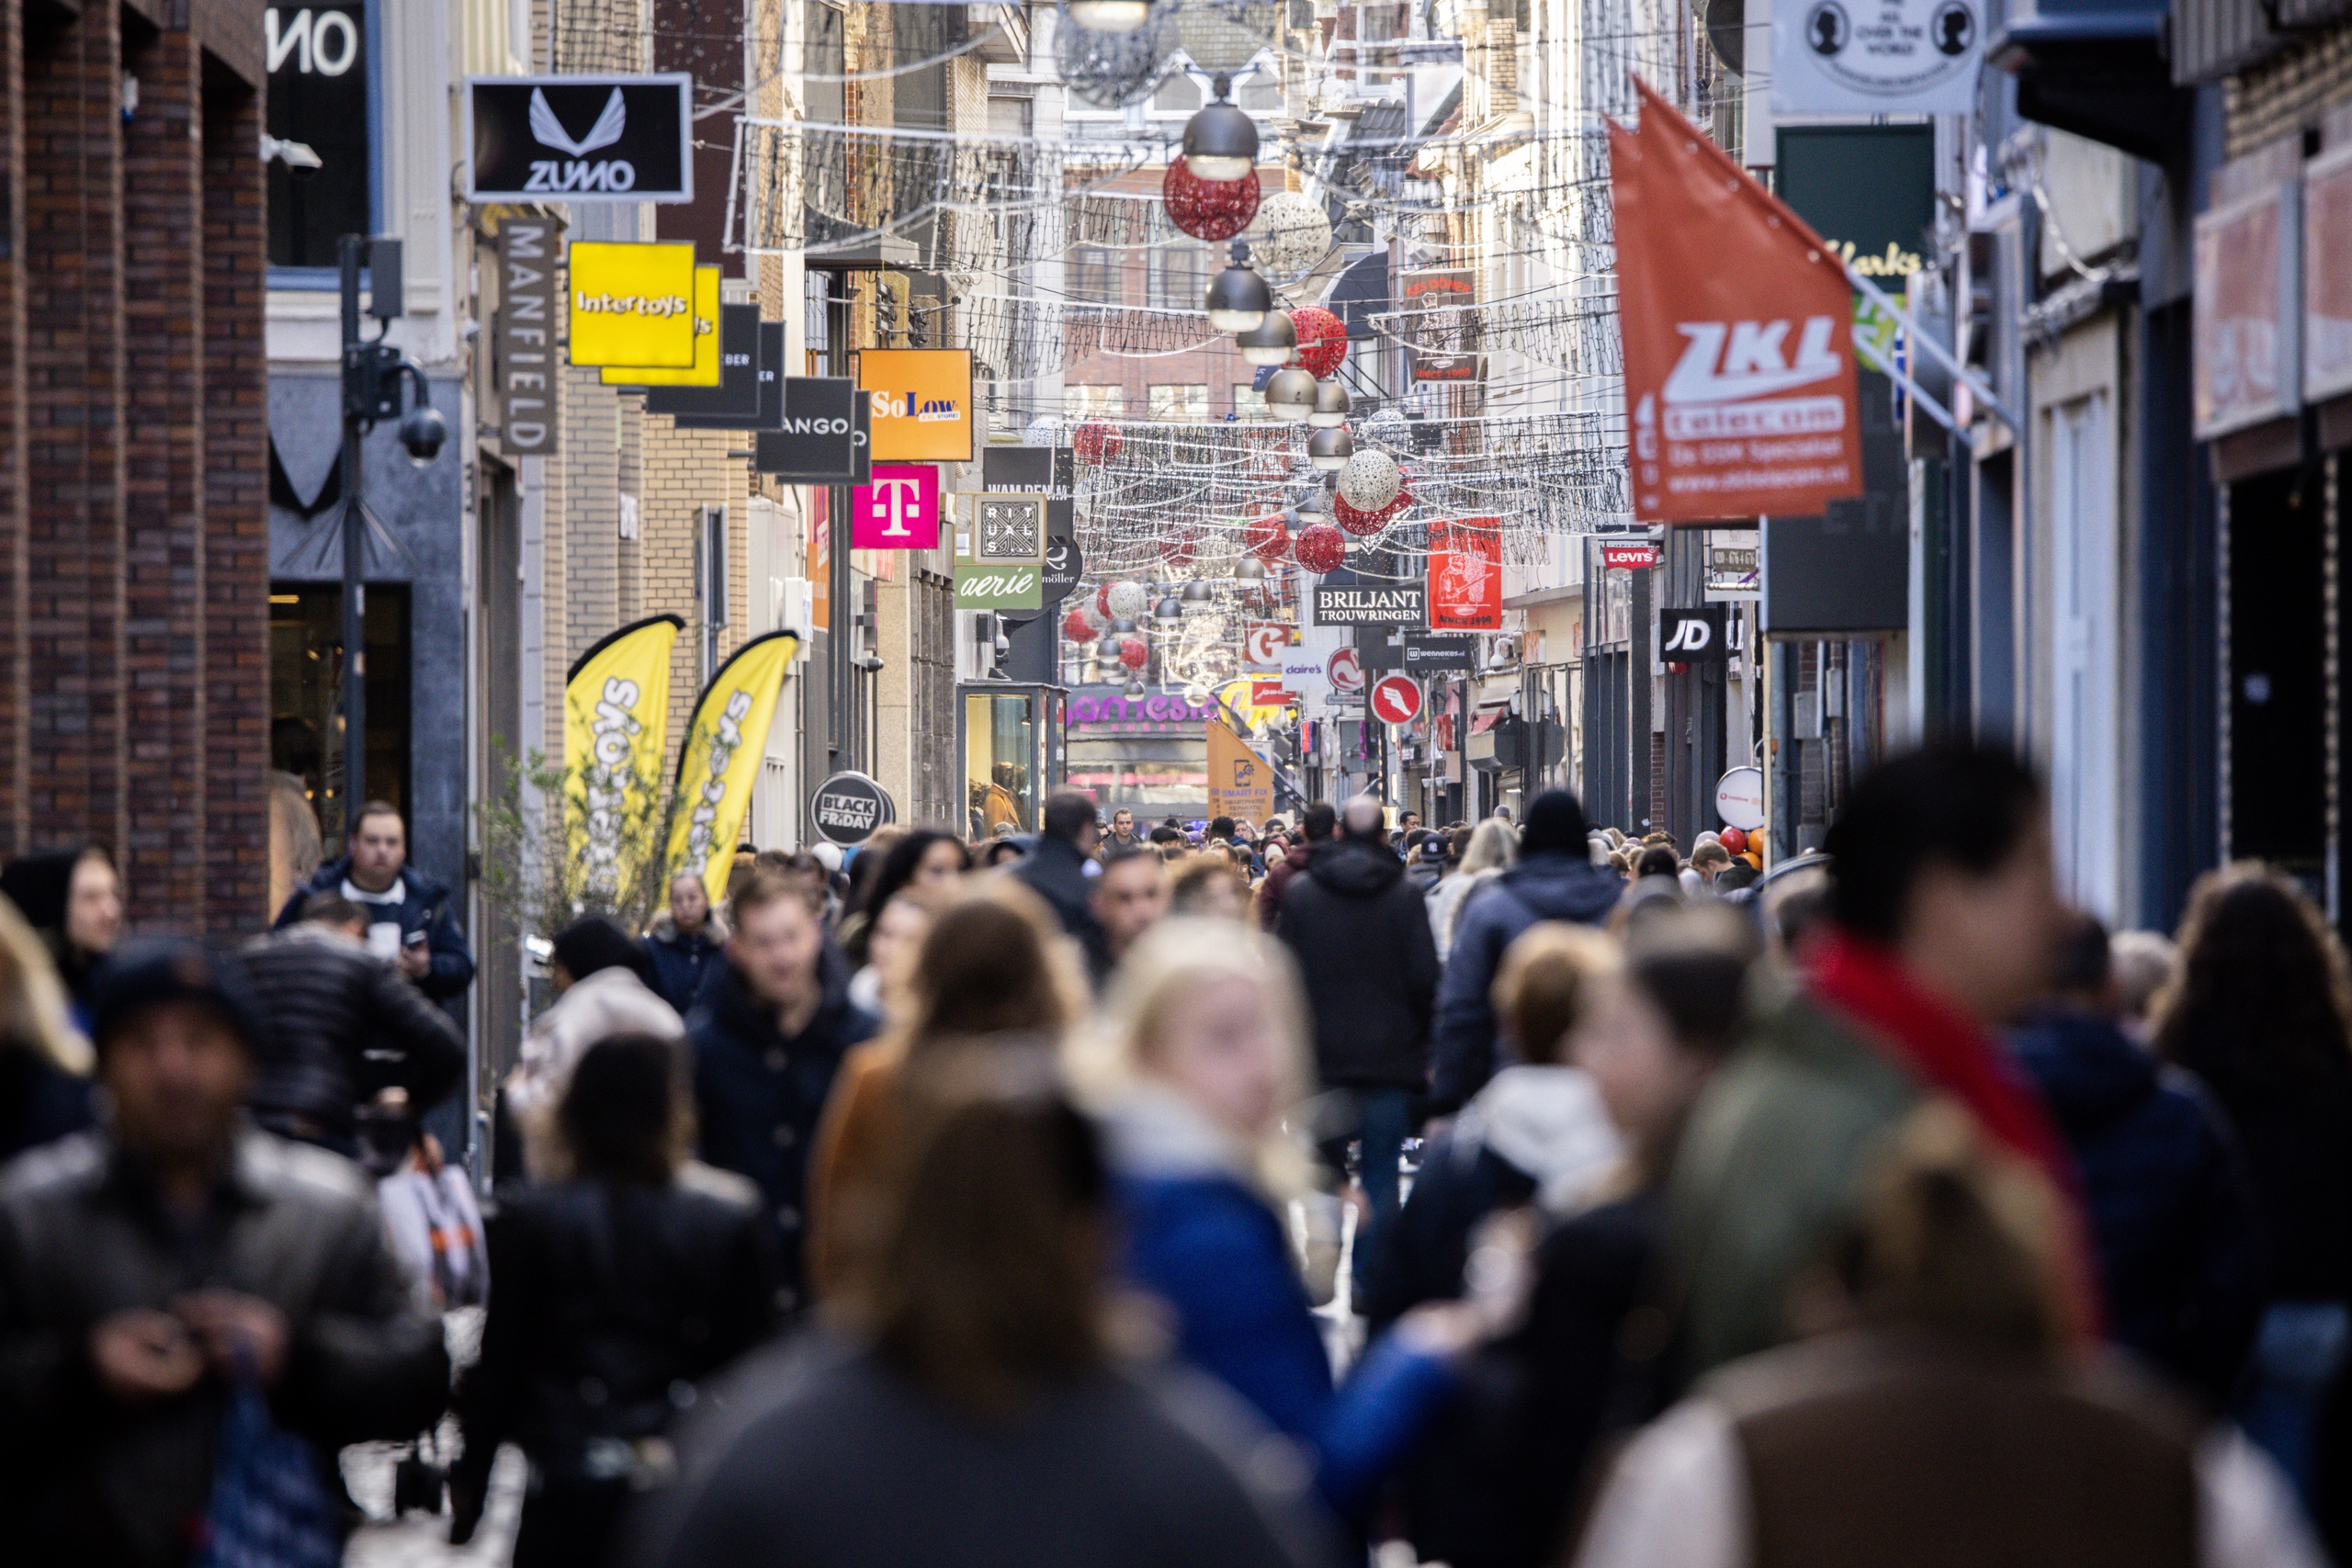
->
[[0, 750, 2348, 1568]]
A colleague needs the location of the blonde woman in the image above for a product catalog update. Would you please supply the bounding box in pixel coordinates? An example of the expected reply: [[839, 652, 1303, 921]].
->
[[0, 893, 92, 1164], [1427, 818, 1520, 956], [1080, 918, 1507, 1528]]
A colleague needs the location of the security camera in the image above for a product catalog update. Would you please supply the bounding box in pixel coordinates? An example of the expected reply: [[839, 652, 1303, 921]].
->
[[398, 403, 447, 468]]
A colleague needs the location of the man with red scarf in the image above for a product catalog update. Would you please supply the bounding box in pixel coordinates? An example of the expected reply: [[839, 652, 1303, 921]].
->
[[1667, 740, 2097, 1381]]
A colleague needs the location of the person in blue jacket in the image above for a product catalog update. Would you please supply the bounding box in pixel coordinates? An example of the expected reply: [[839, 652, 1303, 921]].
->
[[1428, 791, 1620, 1112], [275, 800, 475, 1005], [1088, 917, 1510, 1528], [2012, 909, 2267, 1410]]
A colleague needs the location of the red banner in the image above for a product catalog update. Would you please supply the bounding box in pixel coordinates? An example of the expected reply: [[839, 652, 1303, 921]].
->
[[1609, 79, 1862, 524], [1427, 517, 1502, 631]]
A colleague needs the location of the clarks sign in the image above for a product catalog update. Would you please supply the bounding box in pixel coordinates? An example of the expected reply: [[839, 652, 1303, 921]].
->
[[1312, 578, 1428, 626], [465, 75, 694, 204]]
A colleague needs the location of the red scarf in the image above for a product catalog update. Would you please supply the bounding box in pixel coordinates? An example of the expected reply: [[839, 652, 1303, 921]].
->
[[1810, 929, 2104, 1333]]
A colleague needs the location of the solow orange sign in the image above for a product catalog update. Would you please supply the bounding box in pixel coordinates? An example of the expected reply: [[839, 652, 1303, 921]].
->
[[1610, 79, 1862, 524], [857, 348, 976, 462]]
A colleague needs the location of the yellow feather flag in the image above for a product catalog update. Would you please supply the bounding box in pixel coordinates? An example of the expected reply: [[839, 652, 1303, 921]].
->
[[669, 630, 800, 901], [564, 615, 684, 901]]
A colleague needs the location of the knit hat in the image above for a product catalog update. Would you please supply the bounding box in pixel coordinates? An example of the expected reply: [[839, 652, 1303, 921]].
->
[[89, 936, 266, 1055], [1521, 790, 1592, 856]]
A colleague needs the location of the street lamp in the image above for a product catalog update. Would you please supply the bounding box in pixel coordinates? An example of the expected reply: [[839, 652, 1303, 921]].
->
[[336, 233, 442, 830], [1204, 243, 1272, 333]]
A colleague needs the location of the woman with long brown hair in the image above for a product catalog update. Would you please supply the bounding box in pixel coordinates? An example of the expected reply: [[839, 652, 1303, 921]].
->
[[2152, 863, 2352, 1500], [806, 878, 1087, 1303]]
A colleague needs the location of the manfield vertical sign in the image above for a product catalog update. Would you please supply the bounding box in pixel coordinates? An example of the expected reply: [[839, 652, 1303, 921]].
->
[[497, 217, 560, 454]]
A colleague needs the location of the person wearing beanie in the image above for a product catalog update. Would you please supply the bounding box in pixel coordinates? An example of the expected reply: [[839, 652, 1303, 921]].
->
[[0, 936, 449, 1566], [503, 915, 686, 1179], [1429, 789, 1623, 1111]]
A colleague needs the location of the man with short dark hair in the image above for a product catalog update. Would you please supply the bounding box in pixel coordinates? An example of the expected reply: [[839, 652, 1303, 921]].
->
[[1668, 739, 2089, 1382], [275, 802, 474, 1002], [1256, 800, 1333, 930], [1206, 816, 1237, 845], [1013, 791, 1109, 972], [1276, 795, 1441, 1298], [238, 890, 467, 1153], [689, 872, 877, 1315], [1091, 850, 1169, 977], [0, 938, 449, 1564]]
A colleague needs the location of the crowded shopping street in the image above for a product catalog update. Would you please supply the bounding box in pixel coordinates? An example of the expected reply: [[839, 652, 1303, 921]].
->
[[4, 0, 2352, 1563]]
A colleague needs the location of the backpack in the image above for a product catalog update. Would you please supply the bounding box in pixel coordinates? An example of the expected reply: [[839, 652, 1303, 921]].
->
[[380, 1159, 491, 1309]]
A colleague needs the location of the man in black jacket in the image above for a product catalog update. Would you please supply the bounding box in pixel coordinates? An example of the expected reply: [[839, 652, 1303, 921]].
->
[[1012, 791, 1109, 974], [688, 872, 878, 1316], [275, 801, 475, 1005], [240, 892, 467, 1155], [0, 937, 449, 1568], [1274, 795, 1441, 1300]]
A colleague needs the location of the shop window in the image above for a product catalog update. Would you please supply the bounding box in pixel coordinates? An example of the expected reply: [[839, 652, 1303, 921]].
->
[[269, 583, 412, 842], [266, 2, 374, 273], [1066, 385, 1126, 419], [1148, 383, 1209, 420]]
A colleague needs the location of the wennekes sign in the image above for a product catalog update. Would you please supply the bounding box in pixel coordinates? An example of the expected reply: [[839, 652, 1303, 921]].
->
[[809, 771, 895, 846], [465, 75, 694, 203], [1312, 569, 1427, 626], [1358, 632, 1478, 672]]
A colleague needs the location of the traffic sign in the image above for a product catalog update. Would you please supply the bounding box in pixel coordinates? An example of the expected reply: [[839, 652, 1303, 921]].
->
[[1371, 675, 1422, 726], [1244, 623, 1289, 668]]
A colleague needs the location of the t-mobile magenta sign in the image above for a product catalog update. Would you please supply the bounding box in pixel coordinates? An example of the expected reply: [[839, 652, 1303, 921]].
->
[[850, 463, 940, 549]]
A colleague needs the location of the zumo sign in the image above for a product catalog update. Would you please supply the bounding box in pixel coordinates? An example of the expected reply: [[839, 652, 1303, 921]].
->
[[809, 772, 894, 846], [465, 75, 694, 204], [1312, 581, 1428, 626]]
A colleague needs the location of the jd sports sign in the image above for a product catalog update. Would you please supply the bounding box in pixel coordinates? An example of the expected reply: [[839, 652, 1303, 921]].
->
[[1660, 606, 1731, 662], [1312, 570, 1428, 627], [809, 772, 896, 845], [465, 75, 694, 203]]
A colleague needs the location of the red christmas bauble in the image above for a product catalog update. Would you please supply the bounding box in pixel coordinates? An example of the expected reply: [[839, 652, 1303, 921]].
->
[[1117, 637, 1149, 671], [1242, 513, 1290, 561], [1162, 157, 1262, 243], [1331, 494, 1384, 536], [1290, 307, 1348, 378], [1295, 522, 1346, 573], [1074, 421, 1124, 465], [1063, 607, 1095, 642], [1094, 583, 1114, 620]]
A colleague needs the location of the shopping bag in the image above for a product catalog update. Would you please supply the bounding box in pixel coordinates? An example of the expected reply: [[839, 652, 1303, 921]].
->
[[192, 1378, 342, 1568]]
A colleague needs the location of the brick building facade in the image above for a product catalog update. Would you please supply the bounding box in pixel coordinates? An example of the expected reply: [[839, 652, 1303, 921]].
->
[[0, 0, 266, 930]]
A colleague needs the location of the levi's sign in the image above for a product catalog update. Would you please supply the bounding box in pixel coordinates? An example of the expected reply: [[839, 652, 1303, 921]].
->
[[465, 75, 694, 203]]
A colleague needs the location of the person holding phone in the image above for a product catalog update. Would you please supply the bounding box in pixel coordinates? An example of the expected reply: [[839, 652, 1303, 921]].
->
[[274, 800, 476, 1005]]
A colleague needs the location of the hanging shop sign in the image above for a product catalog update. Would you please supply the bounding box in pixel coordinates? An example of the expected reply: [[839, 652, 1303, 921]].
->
[[2308, 145, 2352, 405], [602, 265, 720, 388], [1762, 377, 1910, 636], [562, 615, 682, 899], [1714, 765, 1767, 831], [494, 216, 560, 455], [1370, 674, 1423, 726], [859, 347, 976, 462], [1770, 0, 1982, 116], [566, 241, 697, 367], [755, 377, 860, 479], [752, 323, 786, 431], [1042, 522, 1082, 607], [464, 74, 694, 203], [1358, 632, 1479, 673], [648, 303, 763, 421], [1207, 720, 1276, 823], [1326, 643, 1365, 699], [1244, 623, 1290, 668], [851, 464, 942, 549], [1600, 541, 1660, 570], [809, 771, 895, 846], [1660, 605, 1731, 662], [1311, 567, 1427, 626], [1777, 125, 1936, 363], [1704, 536, 1761, 599], [1427, 518, 1503, 631], [1611, 81, 1863, 524], [955, 493, 1046, 609], [982, 445, 1077, 499], [2194, 178, 2301, 438], [1402, 270, 1481, 383], [668, 631, 801, 902]]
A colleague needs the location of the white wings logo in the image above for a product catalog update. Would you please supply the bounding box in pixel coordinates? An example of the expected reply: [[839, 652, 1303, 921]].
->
[[529, 87, 626, 157], [1663, 317, 1839, 404]]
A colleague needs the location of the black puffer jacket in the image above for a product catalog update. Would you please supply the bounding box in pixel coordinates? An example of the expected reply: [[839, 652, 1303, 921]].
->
[[1275, 837, 1442, 1090], [239, 925, 467, 1139], [454, 1174, 778, 1499], [1429, 852, 1622, 1111], [0, 1129, 451, 1568]]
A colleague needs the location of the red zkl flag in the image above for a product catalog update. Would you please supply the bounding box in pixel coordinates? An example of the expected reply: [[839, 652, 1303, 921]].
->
[[1609, 79, 1862, 524]]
